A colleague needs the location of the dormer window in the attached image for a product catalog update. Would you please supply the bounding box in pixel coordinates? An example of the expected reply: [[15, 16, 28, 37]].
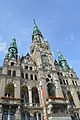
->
[[12, 70, 16, 76], [8, 70, 11, 76], [30, 66, 32, 70], [25, 66, 28, 70], [11, 62, 14, 66]]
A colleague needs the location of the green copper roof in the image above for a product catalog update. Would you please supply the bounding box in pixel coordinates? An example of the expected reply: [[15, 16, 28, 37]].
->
[[7, 38, 18, 60], [32, 19, 43, 38], [57, 49, 66, 62], [57, 49, 70, 70]]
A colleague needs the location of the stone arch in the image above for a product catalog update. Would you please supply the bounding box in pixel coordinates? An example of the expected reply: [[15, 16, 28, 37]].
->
[[21, 85, 29, 104], [67, 91, 75, 106], [32, 87, 39, 105], [47, 83, 56, 97], [5, 83, 14, 97]]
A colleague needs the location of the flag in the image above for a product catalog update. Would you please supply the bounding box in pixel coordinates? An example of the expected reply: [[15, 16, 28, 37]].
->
[[42, 86, 44, 97]]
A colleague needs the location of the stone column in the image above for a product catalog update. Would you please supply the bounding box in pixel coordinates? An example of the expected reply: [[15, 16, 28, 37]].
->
[[8, 106, 11, 120], [0, 105, 2, 120], [36, 113, 39, 120], [28, 86, 32, 106], [15, 106, 21, 120], [30, 113, 34, 120]]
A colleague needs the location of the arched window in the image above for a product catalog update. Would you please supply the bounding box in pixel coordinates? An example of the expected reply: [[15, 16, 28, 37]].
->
[[47, 83, 55, 97], [34, 113, 37, 120], [38, 114, 41, 120], [66, 80, 68, 85], [32, 87, 39, 105], [75, 81, 78, 86], [62, 88, 67, 98], [30, 66, 32, 70], [21, 85, 29, 104], [72, 80, 75, 85], [46, 78, 49, 82], [7, 70, 11, 76], [11, 62, 14, 66], [10, 112, 14, 120], [30, 74, 33, 80], [77, 91, 80, 100], [67, 91, 75, 106], [59, 78, 63, 84], [63, 79, 66, 85], [48, 74, 51, 78], [3, 111, 8, 120], [25, 73, 28, 79], [5, 83, 14, 97], [21, 72, 24, 78], [35, 75, 37, 81], [12, 70, 16, 76], [25, 66, 28, 70]]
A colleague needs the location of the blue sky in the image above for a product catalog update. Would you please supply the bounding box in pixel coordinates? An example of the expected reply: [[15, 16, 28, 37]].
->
[[0, 0, 80, 78]]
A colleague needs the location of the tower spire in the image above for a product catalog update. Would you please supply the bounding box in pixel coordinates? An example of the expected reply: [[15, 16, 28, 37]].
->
[[32, 19, 43, 40], [7, 38, 18, 60], [57, 49, 70, 70]]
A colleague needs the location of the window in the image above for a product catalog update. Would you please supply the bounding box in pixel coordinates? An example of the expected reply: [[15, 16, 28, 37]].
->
[[3, 111, 8, 120], [11, 62, 14, 66], [30, 74, 33, 80], [72, 80, 75, 85], [30, 66, 32, 70], [21, 73, 24, 78], [59, 78, 63, 84], [26, 73, 28, 79], [41, 55, 48, 65], [38, 114, 41, 120], [75, 81, 78, 86], [47, 83, 55, 96], [48, 74, 51, 78], [71, 74, 73, 77], [34, 113, 37, 120], [12, 70, 16, 76], [66, 80, 68, 85], [7, 70, 11, 76], [25, 66, 28, 69], [35, 75, 37, 80], [46, 78, 49, 82], [61, 73, 63, 76], [10, 112, 14, 120], [63, 79, 66, 85], [57, 72, 60, 76], [77, 91, 80, 100]]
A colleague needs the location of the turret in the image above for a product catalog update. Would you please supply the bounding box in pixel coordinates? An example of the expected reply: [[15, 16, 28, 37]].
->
[[57, 49, 70, 70], [7, 38, 18, 60]]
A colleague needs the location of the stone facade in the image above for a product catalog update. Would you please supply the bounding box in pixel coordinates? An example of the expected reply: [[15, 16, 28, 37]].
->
[[0, 21, 80, 120]]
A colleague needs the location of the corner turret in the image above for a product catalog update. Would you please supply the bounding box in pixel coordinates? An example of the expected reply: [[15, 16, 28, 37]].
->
[[57, 49, 70, 70], [7, 38, 18, 60]]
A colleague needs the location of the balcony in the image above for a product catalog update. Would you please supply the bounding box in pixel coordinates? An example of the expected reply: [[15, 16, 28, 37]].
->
[[0, 96, 21, 106], [46, 96, 68, 105]]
